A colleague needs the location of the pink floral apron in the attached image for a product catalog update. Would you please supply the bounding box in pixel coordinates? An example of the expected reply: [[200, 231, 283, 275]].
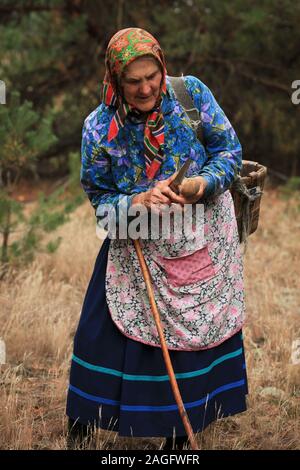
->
[[105, 190, 245, 351]]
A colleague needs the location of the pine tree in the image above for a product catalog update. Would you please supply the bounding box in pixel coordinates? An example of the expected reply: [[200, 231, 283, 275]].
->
[[0, 90, 57, 265], [0, 0, 299, 194]]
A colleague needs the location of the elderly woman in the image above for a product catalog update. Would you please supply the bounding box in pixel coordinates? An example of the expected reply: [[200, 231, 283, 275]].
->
[[66, 28, 247, 450]]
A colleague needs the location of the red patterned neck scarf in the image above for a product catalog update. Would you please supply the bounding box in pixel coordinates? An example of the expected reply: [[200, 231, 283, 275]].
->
[[102, 28, 167, 179]]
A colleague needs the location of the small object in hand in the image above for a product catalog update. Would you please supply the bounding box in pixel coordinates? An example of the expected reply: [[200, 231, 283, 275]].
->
[[169, 158, 193, 194], [179, 178, 200, 199]]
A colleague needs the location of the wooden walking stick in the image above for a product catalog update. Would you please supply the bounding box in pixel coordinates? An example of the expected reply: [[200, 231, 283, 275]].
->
[[133, 238, 199, 451]]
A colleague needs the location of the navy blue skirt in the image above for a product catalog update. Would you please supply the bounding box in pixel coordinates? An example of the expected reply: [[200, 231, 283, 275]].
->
[[66, 238, 248, 437]]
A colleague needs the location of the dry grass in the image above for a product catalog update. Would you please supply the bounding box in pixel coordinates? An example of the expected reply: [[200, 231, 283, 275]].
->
[[0, 187, 299, 450]]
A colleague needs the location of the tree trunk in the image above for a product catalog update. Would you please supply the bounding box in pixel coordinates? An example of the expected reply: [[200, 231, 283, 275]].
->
[[117, 0, 124, 30]]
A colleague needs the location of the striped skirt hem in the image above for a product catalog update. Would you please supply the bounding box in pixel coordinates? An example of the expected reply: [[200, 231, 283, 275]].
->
[[66, 238, 248, 437]]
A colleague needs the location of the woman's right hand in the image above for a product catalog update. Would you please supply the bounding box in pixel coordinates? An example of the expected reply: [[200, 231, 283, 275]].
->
[[131, 173, 189, 213], [131, 187, 172, 213]]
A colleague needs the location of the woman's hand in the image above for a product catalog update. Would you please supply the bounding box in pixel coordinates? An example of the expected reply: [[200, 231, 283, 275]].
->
[[131, 175, 208, 211], [155, 174, 208, 205], [178, 176, 208, 204], [131, 187, 172, 213], [131, 173, 183, 213], [154, 173, 187, 205]]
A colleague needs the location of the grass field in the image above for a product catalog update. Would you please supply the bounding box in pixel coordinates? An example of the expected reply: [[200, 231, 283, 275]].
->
[[0, 187, 299, 450]]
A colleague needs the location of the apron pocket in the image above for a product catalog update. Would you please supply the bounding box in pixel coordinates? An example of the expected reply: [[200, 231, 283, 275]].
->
[[158, 245, 216, 287]]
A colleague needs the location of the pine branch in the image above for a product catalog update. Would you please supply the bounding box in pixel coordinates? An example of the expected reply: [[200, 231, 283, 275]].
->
[[231, 57, 282, 73], [235, 69, 291, 95], [37, 127, 82, 161], [0, 4, 65, 14], [205, 57, 291, 95]]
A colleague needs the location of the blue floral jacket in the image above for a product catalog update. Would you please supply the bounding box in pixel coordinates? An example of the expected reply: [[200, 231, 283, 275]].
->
[[80, 75, 242, 217]]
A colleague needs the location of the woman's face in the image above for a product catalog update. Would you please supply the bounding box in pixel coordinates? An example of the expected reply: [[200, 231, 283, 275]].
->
[[121, 57, 163, 112]]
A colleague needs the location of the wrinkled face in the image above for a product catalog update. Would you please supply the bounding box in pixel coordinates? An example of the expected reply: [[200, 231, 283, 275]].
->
[[121, 57, 163, 112]]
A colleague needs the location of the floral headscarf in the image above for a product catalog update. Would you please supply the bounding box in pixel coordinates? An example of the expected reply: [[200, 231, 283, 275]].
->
[[102, 28, 168, 179]]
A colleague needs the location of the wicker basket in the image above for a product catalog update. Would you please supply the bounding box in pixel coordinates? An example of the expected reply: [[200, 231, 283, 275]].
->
[[230, 160, 267, 242]]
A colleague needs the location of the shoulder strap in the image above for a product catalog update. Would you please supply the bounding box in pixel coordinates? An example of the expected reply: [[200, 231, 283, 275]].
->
[[168, 76, 204, 145]]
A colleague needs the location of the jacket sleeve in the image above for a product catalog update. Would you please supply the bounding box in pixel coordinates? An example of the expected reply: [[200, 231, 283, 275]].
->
[[80, 114, 135, 227], [184, 75, 242, 197]]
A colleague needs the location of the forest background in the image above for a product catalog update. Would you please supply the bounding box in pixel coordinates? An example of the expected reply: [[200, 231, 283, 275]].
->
[[1, 0, 300, 183]]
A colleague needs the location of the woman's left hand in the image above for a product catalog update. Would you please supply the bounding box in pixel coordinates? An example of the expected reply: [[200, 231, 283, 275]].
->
[[178, 176, 208, 204]]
